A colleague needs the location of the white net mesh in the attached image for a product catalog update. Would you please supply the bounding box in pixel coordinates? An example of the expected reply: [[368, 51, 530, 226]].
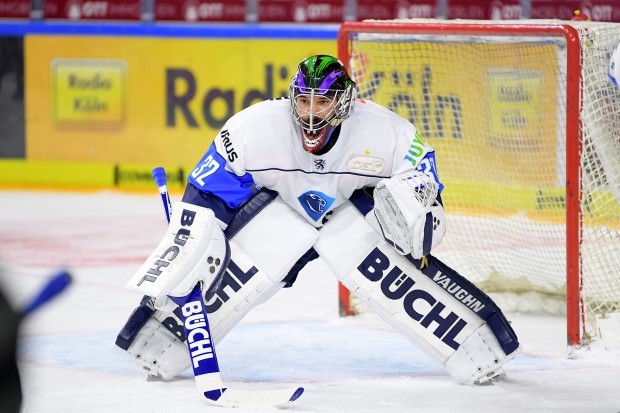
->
[[343, 19, 620, 346]]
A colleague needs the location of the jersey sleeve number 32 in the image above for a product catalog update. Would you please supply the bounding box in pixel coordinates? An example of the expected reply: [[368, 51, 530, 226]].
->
[[191, 154, 221, 186]]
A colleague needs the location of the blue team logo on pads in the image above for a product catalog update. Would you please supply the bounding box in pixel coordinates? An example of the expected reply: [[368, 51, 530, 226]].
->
[[298, 191, 335, 222]]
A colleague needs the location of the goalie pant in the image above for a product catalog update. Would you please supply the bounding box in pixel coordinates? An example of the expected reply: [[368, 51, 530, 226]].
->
[[116, 189, 520, 384]]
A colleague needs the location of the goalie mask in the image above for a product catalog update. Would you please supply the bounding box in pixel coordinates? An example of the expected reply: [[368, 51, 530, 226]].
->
[[289, 55, 356, 153]]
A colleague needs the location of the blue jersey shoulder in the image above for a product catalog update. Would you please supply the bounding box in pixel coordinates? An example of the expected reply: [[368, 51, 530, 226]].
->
[[415, 151, 444, 194], [188, 144, 256, 208]]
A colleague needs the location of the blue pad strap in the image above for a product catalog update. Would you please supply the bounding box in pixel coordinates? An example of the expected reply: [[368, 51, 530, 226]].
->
[[115, 299, 155, 350]]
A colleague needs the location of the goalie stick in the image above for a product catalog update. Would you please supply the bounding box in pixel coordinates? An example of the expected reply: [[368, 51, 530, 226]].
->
[[150, 167, 304, 407]]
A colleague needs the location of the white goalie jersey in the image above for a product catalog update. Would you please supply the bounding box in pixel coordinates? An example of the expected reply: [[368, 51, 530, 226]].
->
[[187, 98, 443, 227]]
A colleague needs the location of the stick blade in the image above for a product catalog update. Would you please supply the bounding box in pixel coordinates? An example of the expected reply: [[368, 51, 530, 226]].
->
[[203, 386, 304, 407]]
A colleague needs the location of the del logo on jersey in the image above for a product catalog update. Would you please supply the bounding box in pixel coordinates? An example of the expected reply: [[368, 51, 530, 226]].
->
[[347, 154, 385, 174]]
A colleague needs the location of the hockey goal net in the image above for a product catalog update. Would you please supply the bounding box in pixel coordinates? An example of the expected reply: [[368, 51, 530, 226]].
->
[[338, 19, 620, 348]]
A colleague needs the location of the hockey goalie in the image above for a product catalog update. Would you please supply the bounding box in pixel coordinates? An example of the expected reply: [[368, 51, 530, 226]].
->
[[116, 54, 520, 387]]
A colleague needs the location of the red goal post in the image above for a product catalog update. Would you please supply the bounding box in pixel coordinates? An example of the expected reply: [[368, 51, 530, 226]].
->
[[337, 19, 620, 348]]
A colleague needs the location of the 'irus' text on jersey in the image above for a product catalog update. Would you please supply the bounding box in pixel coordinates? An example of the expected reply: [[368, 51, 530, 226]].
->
[[220, 130, 238, 162]]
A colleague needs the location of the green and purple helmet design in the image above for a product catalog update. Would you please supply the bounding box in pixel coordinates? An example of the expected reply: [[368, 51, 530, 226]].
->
[[294, 55, 355, 94], [289, 55, 357, 153]]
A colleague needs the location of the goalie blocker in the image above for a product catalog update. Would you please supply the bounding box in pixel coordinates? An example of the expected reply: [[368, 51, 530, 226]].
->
[[315, 192, 520, 384]]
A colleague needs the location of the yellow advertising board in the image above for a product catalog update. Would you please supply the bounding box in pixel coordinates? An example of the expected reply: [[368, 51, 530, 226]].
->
[[51, 59, 127, 126], [25, 36, 336, 170], [352, 40, 561, 215]]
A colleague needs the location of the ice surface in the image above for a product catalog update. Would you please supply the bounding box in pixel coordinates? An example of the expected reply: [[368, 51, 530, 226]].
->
[[0, 190, 618, 413]]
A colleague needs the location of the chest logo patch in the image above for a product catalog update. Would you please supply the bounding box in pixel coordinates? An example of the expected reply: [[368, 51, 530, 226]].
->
[[298, 191, 335, 222], [314, 159, 326, 170], [347, 154, 385, 174]]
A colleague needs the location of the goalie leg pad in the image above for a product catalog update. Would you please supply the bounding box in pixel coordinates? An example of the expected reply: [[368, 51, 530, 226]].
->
[[115, 297, 189, 380], [315, 201, 520, 385], [407, 254, 519, 357], [117, 194, 319, 379], [445, 323, 512, 384]]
